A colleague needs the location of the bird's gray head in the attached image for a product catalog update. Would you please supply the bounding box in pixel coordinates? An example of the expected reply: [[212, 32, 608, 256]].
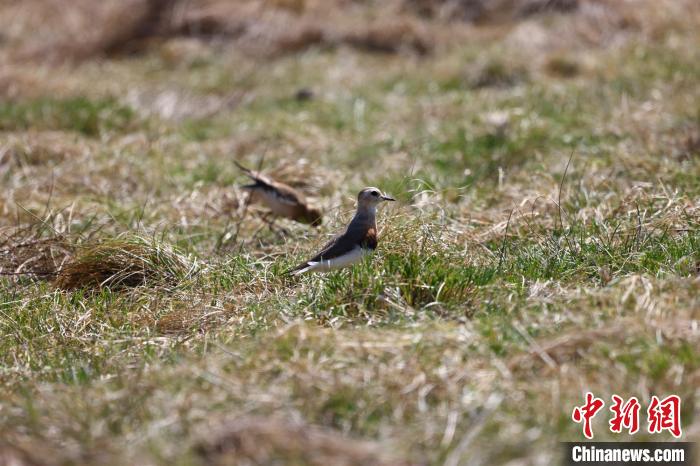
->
[[357, 187, 395, 209]]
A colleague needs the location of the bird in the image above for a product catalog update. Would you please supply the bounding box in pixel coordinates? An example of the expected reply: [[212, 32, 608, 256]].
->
[[235, 161, 322, 227], [288, 187, 395, 275]]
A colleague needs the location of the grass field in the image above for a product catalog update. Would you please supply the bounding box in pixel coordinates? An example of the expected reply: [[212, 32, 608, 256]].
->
[[1, 1, 699, 465]]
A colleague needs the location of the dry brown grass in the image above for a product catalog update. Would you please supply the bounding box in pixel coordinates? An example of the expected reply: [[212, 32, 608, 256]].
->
[[0, 132, 87, 168], [3, 0, 435, 62], [196, 416, 415, 466], [12, 0, 178, 63], [507, 322, 632, 374], [0, 0, 698, 464], [173, 2, 435, 57], [4, 0, 647, 64], [0, 224, 73, 279], [403, 0, 579, 23], [0, 441, 44, 466]]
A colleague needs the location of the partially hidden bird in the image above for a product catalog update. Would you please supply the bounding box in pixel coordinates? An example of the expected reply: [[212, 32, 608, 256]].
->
[[288, 187, 395, 275], [235, 161, 322, 226]]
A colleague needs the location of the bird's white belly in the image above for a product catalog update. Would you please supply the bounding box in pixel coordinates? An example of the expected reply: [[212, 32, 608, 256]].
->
[[252, 190, 296, 217], [310, 247, 370, 272]]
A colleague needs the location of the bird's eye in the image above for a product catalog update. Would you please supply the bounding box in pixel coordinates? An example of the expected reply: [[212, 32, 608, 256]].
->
[[371, 191, 379, 197]]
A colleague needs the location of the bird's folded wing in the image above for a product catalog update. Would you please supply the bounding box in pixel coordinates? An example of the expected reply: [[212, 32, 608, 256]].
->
[[306, 224, 373, 263], [286, 225, 372, 274]]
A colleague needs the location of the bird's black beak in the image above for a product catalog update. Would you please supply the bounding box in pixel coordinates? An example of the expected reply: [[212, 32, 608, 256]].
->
[[381, 195, 396, 202]]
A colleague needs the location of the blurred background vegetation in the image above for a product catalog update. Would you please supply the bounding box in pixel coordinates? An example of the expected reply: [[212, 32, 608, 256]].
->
[[0, 1, 698, 465]]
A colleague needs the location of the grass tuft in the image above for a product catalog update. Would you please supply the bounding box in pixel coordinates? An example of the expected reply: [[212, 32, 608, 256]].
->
[[55, 234, 198, 290]]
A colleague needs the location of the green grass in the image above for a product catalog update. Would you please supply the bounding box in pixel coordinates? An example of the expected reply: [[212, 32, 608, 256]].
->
[[499, 226, 699, 283], [0, 96, 136, 136]]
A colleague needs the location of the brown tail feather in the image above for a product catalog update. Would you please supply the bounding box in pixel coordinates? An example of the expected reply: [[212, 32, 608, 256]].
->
[[234, 160, 255, 178]]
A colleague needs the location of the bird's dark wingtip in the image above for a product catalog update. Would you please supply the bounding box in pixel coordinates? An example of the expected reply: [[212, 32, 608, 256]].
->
[[283, 262, 308, 276], [234, 160, 255, 177]]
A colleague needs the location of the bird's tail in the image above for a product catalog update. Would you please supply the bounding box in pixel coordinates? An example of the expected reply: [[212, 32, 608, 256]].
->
[[284, 262, 313, 276], [234, 160, 256, 179], [234, 161, 264, 190]]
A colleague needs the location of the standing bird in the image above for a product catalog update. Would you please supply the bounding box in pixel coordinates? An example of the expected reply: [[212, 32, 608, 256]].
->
[[288, 187, 395, 275], [235, 161, 322, 227]]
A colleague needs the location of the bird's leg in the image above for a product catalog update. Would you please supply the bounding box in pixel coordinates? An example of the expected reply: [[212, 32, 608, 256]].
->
[[249, 212, 287, 240], [271, 223, 291, 237], [259, 212, 276, 232], [250, 222, 267, 243], [260, 213, 290, 238], [256, 211, 274, 232]]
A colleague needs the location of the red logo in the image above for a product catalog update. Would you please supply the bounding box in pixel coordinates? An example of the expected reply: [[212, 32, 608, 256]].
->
[[572, 392, 605, 439], [609, 395, 641, 434], [572, 393, 682, 439], [647, 395, 682, 438]]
